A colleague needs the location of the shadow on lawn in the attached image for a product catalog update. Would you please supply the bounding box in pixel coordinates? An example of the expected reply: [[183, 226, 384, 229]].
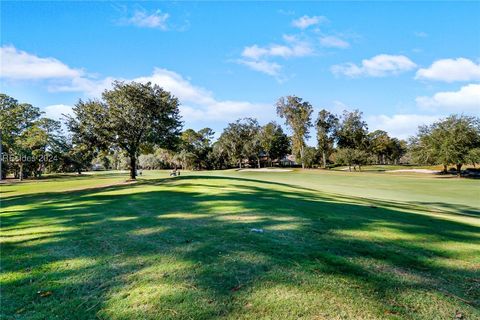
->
[[1, 175, 479, 319]]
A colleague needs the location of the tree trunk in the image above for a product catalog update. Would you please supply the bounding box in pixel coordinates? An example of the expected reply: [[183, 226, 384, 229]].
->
[[130, 155, 137, 180], [19, 163, 23, 181], [443, 164, 448, 174], [456, 163, 462, 177], [300, 146, 305, 169], [257, 157, 260, 168], [239, 160, 242, 169], [348, 165, 351, 172], [322, 151, 327, 168]]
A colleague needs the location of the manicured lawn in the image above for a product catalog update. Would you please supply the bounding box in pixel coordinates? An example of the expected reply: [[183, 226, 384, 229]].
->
[[1, 170, 479, 319]]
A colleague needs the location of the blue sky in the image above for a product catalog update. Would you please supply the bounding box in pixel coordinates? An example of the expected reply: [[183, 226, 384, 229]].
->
[[1, 1, 479, 143]]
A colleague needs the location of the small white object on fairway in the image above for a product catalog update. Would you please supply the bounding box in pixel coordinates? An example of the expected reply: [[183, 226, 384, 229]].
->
[[250, 228, 264, 233], [239, 168, 292, 172]]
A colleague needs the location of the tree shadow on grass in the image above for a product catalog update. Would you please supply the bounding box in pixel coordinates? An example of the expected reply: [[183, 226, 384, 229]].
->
[[1, 175, 479, 319]]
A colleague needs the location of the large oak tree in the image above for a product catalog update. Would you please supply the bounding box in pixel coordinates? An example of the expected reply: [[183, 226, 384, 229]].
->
[[411, 115, 480, 176], [68, 81, 182, 180]]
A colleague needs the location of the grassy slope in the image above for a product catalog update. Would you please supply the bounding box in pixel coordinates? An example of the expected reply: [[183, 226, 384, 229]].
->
[[1, 170, 479, 319]]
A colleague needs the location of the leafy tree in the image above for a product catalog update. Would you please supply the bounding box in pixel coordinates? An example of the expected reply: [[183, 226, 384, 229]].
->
[[335, 148, 370, 172], [409, 126, 439, 167], [437, 115, 479, 175], [387, 138, 407, 164], [302, 146, 318, 168], [466, 148, 480, 168], [243, 121, 262, 168], [336, 110, 368, 149], [208, 141, 230, 169], [154, 148, 177, 169], [0, 94, 53, 179], [69, 81, 182, 179], [14, 125, 48, 180], [65, 142, 96, 174], [177, 149, 197, 170], [217, 118, 260, 168], [259, 122, 290, 167], [138, 154, 158, 170], [316, 109, 338, 168], [335, 148, 356, 172], [368, 130, 390, 164], [67, 99, 109, 174], [179, 128, 215, 170], [35, 118, 64, 174], [276, 96, 313, 169], [411, 115, 480, 176]]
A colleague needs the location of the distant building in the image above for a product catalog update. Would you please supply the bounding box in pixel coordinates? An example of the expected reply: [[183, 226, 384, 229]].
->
[[278, 154, 297, 167]]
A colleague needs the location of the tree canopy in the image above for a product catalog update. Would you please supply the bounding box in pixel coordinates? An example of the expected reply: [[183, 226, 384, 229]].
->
[[68, 81, 182, 179], [276, 95, 313, 169]]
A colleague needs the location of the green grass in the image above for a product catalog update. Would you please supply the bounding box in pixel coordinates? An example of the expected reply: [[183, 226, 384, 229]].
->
[[1, 170, 479, 319], [330, 164, 462, 172]]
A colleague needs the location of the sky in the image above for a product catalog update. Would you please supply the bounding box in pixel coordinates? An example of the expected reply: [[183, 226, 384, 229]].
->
[[1, 1, 479, 144]]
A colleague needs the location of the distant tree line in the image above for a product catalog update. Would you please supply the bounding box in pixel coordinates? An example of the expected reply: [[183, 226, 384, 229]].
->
[[1, 82, 479, 180]]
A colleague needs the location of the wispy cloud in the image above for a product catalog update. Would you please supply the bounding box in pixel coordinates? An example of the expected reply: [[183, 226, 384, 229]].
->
[[319, 36, 349, 49], [331, 54, 417, 77], [236, 59, 282, 77], [120, 9, 170, 30], [241, 37, 313, 60], [415, 58, 480, 82], [237, 16, 352, 80], [237, 34, 313, 81], [0, 45, 83, 80], [292, 15, 328, 29]]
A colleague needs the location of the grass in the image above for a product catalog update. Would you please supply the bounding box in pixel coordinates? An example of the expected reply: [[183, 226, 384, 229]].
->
[[330, 164, 470, 172], [1, 169, 479, 319]]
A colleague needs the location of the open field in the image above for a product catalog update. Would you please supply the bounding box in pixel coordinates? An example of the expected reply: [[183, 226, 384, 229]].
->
[[1, 170, 479, 319]]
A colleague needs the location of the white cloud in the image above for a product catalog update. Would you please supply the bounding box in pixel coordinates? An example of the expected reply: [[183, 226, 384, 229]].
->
[[5, 45, 270, 123], [239, 35, 313, 79], [242, 45, 269, 60], [416, 83, 480, 112], [134, 68, 214, 105], [0, 46, 83, 80], [237, 60, 282, 76], [415, 58, 480, 82], [292, 15, 327, 29], [241, 39, 313, 60], [319, 36, 350, 49], [48, 67, 273, 124], [44, 104, 74, 121], [133, 68, 273, 123], [367, 114, 440, 140], [123, 9, 169, 30], [331, 54, 417, 77], [49, 76, 116, 97]]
